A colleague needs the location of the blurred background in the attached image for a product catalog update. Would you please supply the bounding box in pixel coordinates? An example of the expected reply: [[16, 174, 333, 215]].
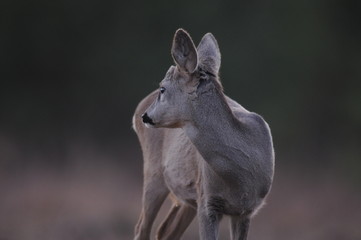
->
[[1, 0, 360, 239]]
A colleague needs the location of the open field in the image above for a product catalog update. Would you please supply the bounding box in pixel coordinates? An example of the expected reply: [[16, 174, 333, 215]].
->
[[1, 147, 360, 240]]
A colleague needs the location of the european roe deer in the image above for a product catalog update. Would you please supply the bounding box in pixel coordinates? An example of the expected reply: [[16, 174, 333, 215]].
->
[[133, 29, 274, 240]]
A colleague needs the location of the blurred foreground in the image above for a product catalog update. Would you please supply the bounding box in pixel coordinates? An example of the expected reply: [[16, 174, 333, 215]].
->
[[0, 144, 360, 240]]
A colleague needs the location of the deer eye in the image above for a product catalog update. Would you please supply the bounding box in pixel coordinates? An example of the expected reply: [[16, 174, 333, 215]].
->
[[160, 87, 166, 94]]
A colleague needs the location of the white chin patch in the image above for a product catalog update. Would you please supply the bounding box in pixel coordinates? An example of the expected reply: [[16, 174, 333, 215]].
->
[[144, 123, 154, 128]]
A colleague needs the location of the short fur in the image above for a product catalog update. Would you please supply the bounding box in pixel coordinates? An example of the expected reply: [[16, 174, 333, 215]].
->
[[133, 29, 275, 240]]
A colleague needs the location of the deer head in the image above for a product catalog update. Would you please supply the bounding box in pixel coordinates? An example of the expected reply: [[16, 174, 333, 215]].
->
[[142, 29, 222, 128]]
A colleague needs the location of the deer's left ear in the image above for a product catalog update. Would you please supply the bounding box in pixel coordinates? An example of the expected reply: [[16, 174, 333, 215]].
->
[[197, 33, 221, 75], [171, 29, 198, 73]]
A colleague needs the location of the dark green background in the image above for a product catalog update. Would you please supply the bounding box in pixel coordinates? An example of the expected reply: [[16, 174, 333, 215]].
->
[[2, 0, 360, 177]]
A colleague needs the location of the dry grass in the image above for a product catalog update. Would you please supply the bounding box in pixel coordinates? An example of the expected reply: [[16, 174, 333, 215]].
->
[[0, 154, 360, 240]]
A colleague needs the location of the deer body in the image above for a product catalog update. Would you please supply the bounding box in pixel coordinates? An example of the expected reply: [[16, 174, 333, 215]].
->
[[133, 29, 274, 240]]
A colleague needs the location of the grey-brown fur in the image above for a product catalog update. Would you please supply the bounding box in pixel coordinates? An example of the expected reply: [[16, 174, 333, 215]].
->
[[133, 29, 275, 240]]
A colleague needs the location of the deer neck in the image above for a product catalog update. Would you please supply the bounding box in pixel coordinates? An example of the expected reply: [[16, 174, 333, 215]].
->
[[182, 85, 249, 180]]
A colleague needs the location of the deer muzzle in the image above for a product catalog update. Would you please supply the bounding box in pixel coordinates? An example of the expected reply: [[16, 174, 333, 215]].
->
[[141, 113, 155, 125]]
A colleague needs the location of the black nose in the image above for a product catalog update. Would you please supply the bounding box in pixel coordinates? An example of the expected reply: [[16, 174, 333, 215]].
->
[[141, 113, 155, 125]]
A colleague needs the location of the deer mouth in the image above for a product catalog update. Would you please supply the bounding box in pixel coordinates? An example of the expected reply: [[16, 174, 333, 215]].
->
[[144, 122, 156, 128]]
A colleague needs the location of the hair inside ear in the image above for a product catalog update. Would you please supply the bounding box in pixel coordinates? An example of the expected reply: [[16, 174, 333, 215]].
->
[[197, 33, 221, 75], [171, 29, 198, 73]]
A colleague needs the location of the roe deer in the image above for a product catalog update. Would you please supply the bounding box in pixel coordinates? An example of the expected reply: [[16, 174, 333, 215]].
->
[[133, 29, 274, 240]]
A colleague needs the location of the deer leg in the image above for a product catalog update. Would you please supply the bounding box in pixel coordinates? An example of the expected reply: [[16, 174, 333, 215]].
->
[[230, 216, 250, 240], [134, 176, 169, 240], [156, 203, 196, 240], [197, 204, 221, 240], [156, 203, 180, 239]]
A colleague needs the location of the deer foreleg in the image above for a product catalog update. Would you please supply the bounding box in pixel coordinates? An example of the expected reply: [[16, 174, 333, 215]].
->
[[230, 216, 250, 240]]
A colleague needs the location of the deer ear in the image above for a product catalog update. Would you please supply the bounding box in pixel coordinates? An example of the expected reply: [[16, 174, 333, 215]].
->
[[197, 33, 221, 74], [171, 29, 198, 73]]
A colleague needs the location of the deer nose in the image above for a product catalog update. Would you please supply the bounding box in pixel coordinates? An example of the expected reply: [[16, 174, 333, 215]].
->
[[141, 113, 155, 125]]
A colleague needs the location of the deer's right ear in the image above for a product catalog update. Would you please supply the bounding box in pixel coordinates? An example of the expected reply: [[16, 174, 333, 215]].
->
[[171, 29, 198, 73]]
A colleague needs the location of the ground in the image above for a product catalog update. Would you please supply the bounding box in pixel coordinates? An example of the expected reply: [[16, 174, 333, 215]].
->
[[0, 149, 360, 240]]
